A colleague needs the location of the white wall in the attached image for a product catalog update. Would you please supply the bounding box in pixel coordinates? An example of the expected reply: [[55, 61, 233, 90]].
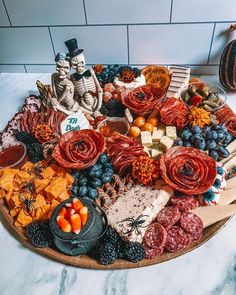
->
[[0, 0, 236, 73]]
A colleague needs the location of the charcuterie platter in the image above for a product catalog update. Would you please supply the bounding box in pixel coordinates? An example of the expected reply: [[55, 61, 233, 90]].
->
[[0, 38, 236, 269]]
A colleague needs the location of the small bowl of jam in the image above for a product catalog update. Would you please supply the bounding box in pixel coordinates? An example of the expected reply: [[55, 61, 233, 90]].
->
[[97, 117, 130, 138], [0, 141, 27, 169]]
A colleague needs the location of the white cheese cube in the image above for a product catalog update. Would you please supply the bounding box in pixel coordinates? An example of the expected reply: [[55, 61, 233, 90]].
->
[[152, 126, 165, 142], [166, 126, 177, 140], [151, 148, 163, 159], [141, 131, 152, 147], [160, 136, 174, 152]]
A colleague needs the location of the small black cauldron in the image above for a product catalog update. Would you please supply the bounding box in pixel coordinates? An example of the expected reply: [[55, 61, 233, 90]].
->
[[49, 198, 107, 256]]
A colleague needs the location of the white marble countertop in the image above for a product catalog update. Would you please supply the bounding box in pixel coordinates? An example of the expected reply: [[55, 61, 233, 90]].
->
[[0, 73, 236, 295]]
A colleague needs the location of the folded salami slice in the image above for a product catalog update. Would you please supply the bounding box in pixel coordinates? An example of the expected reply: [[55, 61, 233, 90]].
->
[[160, 146, 217, 195], [52, 129, 105, 169]]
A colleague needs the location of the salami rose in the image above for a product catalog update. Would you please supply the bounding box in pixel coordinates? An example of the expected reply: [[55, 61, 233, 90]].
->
[[52, 129, 105, 169], [121, 85, 165, 116], [160, 146, 217, 195]]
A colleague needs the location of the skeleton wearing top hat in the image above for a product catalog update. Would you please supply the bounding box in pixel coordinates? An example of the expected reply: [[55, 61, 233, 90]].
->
[[65, 38, 103, 114], [50, 52, 80, 115]]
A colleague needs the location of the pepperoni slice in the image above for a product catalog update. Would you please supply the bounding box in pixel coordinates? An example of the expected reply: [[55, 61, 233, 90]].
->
[[156, 207, 181, 229], [144, 223, 167, 249], [180, 212, 203, 235], [165, 226, 189, 253], [170, 196, 199, 212], [142, 241, 164, 259]]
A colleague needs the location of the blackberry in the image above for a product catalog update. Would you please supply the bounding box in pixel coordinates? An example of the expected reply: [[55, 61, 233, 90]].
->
[[133, 67, 141, 78], [116, 240, 126, 259], [100, 104, 109, 115], [27, 143, 44, 163], [106, 98, 117, 110], [124, 242, 145, 263], [102, 226, 120, 245], [89, 241, 103, 259], [99, 243, 117, 265], [26, 221, 53, 248], [15, 131, 38, 144]]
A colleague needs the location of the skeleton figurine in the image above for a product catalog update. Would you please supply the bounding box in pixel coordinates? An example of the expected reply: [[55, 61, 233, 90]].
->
[[65, 39, 103, 115], [51, 52, 80, 115]]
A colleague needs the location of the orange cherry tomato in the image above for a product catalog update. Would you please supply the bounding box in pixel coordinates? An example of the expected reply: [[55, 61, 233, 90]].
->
[[146, 117, 158, 127], [141, 123, 154, 133], [129, 126, 141, 138], [133, 116, 146, 128]]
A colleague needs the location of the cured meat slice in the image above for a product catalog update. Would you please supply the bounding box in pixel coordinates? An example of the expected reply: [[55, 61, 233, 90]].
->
[[107, 133, 147, 175], [170, 195, 199, 212], [52, 129, 105, 169], [156, 206, 181, 228], [180, 212, 203, 235], [160, 146, 217, 194], [121, 85, 165, 116], [215, 105, 236, 137], [165, 226, 189, 253], [142, 241, 164, 259], [144, 223, 167, 249]]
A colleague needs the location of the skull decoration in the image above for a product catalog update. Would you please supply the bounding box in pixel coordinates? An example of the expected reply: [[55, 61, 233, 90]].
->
[[55, 52, 71, 79]]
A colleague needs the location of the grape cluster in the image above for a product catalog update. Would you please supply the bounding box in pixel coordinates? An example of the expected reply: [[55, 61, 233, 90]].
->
[[95, 64, 121, 86], [175, 124, 233, 161], [70, 153, 114, 200]]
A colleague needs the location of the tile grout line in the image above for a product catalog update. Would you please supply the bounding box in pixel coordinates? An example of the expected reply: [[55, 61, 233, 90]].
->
[[0, 63, 221, 66], [23, 65, 27, 73], [0, 20, 236, 28], [127, 25, 130, 65], [48, 27, 56, 56], [169, 0, 174, 23], [207, 22, 216, 64], [82, 0, 88, 25], [2, 0, 12, 26]]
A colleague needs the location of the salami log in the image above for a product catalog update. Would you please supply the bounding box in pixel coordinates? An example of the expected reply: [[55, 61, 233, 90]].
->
[[160, 146, 217, 195], [156, 206, 181, 229], [52, 129, 105, 169]]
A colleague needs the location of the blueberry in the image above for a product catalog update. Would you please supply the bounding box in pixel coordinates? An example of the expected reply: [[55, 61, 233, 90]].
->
[[209, 149, 219, 161], [104, 167, 113, 176], [77, 176, 88, 186], [78, 186, 88, 197], [88, 188, 98, 200], [181, 130, 192, 141], [174, 138, 184, 146], [90, 165, 100, 172], [223, 133, 233, 145], [205, 131, 212, 140], [193, 134, 202, 142], [96, 163, 103, 169], [206, 140, 217, 150], [98, 153, 109, 164], [101, 173, 112, 183], [103, 162, 113, 169], [89, 168, 102, 178], [213, 179, 221, 189], [204, 126, 211, 133], [218, 146, 229, 158], [212, 125, 221, 131], [217, 166, 224, 175], [220, 125, 228, 133], [217, 131, 225, 141], [209, 131, 218, 140], [71, 185, 79, 195], [195, 138, 206, 150], [90, 178, 102, 188], [71, 171, 81, 179], [192, 126, 202, 134], [183, 141, 192, 147]]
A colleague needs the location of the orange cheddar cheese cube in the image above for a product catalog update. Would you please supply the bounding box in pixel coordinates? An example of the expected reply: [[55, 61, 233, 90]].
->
[[0, 168, 17, 191]]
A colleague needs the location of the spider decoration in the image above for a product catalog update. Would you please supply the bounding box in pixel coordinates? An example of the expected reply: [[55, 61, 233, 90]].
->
[[28, 163, 45, 179], [20, 178, 38, 195], [119, 214, 149, 235], [18, 191, 36, 214]]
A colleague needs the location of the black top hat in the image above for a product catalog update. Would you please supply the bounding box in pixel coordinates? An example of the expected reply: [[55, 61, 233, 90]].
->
[[65, 38, 84, 57]]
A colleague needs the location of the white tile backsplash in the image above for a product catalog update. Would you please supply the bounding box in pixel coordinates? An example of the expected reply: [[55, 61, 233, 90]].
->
[[209, 23, 236, 65], [0, 28, 55, 64], [50, 26, 128, 64], [85, 0, 172, 24], [4, 0, 86, 26], [0, 64, 25, 73], [129, 24, 214, 64], [0, 0, 235, 73], [0, 0, 10, 26], [172, 0, 236, 22]]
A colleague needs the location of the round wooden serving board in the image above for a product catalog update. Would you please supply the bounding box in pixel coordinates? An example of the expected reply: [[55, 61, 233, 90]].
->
[[0, 199, 233, 269]]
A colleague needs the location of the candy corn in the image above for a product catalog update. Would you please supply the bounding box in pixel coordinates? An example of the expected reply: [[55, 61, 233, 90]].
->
[[70, 214, 82, 234], [73, 198, 84, 212], [80, 206, 88, 226], [57, 216, 72, 233]]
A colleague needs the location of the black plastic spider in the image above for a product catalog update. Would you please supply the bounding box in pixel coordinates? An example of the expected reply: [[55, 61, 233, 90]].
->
[[119, 214, 149, 235], [20, 179, 37, 195], [28, 163, 44, 179], [18, 192, 36, 213]]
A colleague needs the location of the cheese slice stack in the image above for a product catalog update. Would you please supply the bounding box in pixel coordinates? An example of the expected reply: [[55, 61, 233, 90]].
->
[[106, 183, 173, 242], [166, 66, 190, 98]]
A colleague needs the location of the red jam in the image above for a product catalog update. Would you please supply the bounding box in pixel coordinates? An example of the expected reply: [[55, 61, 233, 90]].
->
[[100, 121, 128, 138], [0, 145, 26, 168]]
